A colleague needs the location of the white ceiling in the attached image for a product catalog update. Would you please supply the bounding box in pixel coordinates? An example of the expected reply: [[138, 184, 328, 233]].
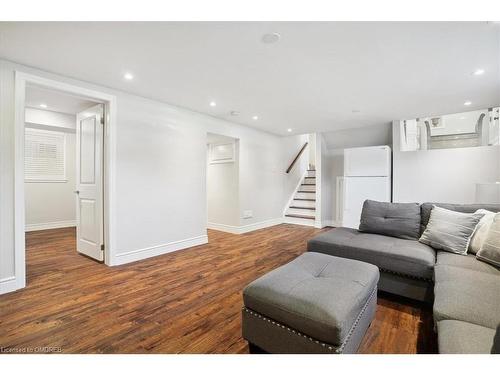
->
[[1, 22, 499, 135], [25, 85, 98, 115]]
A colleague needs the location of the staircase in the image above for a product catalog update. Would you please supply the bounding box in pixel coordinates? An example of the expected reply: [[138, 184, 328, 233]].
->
[[283, 169, 316, 226]]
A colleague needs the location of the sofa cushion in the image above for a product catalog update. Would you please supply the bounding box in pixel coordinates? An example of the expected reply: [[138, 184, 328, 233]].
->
[[307, 227, 436, 280], [437, 320, 496, 354], [476, 213, 500, 268], [434, 265, 500, 329], [436, 251, 500, 275], [469, 209, 496, 254], [359, 200, 421, 240], [243, 252, 379, 346], [419, 206, 484, 255], [420, 202, 500, 234]]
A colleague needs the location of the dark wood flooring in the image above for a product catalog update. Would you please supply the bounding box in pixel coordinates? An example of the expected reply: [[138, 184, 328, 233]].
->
[[0, 225, 437, 353]]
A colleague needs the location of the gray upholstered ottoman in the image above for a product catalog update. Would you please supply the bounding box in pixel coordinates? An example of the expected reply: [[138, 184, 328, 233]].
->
[[242, 252, 379, 354]]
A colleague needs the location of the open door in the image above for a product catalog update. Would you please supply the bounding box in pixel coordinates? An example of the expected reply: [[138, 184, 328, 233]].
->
[[75, 104, 104, 261]]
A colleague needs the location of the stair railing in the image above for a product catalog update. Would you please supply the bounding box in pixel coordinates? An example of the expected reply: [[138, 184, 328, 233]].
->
[[286, 142, 308, 174]]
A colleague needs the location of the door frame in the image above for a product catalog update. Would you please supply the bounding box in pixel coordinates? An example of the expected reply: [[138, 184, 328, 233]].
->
[[14, 71, 117, 290]]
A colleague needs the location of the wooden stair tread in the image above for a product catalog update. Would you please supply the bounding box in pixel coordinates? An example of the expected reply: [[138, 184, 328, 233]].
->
[[301, 183, 315, 186], [297, 190, 316, 193], [285, 214, 315, 220], [289, 206, 315, 210], [294, 198, 316, 201]]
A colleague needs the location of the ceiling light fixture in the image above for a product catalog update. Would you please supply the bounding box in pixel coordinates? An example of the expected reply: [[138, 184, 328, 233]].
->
[[252, 115, 259, 120], [464, 101, 472, 106], [124, 72, 134, 80], [287, 128, 292, 132], [209, 101, 217, 107], [39, 103, 47, 109], [473, 69, 485, 76], [262, 32, 281, 44]]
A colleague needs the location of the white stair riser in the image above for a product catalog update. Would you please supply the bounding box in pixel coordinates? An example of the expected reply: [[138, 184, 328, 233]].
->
[[306, 171, 316, 178], [283, 216, 315, 226], [295, 191, 316, 200], [303, 177, 316, 184], [292, 199, 316, 208], [286, 208, 316, 216], [299, 184, 316, 192]]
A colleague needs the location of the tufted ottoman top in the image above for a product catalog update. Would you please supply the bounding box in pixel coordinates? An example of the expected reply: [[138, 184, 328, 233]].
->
[[243, 252, 379, 346]]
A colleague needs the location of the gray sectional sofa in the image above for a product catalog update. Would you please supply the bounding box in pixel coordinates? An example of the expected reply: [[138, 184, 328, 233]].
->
[[307, 202, 500, 354]]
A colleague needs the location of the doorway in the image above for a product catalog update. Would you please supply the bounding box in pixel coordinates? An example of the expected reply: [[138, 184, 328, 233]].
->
[[14, 72, 117, 290], [206, 133, 240, 233]]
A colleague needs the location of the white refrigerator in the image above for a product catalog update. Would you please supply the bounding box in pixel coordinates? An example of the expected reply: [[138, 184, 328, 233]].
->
[[339, 145, 392, 229]]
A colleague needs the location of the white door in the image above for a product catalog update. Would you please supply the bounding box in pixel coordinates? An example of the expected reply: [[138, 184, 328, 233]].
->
[[342, 176, 391, 229], [75, 104, 104, 261]]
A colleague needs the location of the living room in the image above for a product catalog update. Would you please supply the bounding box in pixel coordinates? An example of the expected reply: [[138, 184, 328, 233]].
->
[[0, 1, 499, 374]]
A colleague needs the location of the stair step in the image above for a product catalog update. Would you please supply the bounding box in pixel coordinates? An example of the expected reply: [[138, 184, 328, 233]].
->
[[294, 198, 316, 201], [298, 190, 316, 193], [301, 183, 315, 186], [285, 214, 315, 220], [289, 206, 316, 210], [304, 176, 316, 179], [307, 169, 316, 171]]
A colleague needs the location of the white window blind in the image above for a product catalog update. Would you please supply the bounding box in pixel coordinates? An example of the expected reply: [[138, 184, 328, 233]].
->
[[25, 128, 66, 182]]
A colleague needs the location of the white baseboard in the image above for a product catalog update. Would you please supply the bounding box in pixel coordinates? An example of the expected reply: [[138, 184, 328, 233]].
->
[[25, 220, 76, 232], [208, 218, 283, 234], [112, 234, 208, 265], [0, 276, 19, 295]]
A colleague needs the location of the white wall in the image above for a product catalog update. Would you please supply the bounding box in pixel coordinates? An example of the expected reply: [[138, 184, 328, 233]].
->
[[282, 133, 309, 210], [392, 121, 500, 204], [0, 59, 291, 292], [319, 134, 333, 227], [207, 140, 239, 228], [25, 107, 75, 131]]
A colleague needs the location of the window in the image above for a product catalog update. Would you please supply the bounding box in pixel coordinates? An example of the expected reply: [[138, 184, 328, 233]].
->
[[25, 128, 66, 182]]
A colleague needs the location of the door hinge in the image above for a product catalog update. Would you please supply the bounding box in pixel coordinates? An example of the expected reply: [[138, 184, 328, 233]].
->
[[100, 244, 105, 251], [100, 117, 105, 125]]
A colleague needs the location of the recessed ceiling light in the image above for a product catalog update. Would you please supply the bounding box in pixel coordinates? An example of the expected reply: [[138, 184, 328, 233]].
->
[[124, 72, 134, 80], [262, 32, 281, 44], [287, 128, 292, 132], [464, 101, 472, 106], [459, 116, 466, 120], [39, 103, 47, 109], [209, 101, 217, 107], [252, 115, 259, 120], [473, 69, 485, 76]]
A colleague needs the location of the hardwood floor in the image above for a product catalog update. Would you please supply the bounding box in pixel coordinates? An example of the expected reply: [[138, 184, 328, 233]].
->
[[0, 225, 436, 353]]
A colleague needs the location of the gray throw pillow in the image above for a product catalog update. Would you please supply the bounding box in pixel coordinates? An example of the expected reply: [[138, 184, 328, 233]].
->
[[359, 200, 421, 240], [419, 206, 485, 255], [476, 213, 500, 267]]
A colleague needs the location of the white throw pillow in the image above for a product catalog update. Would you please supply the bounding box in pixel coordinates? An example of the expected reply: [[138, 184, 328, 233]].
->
[[469, 209, 496, 254]]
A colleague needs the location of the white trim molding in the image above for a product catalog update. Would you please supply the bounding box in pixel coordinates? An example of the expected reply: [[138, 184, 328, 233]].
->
[[13, 71, 117, 280], [112, 235, 208, 266], [207, 218, 283, 234], [25, 220, 76, 232], [0, 276, 18, 295]]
